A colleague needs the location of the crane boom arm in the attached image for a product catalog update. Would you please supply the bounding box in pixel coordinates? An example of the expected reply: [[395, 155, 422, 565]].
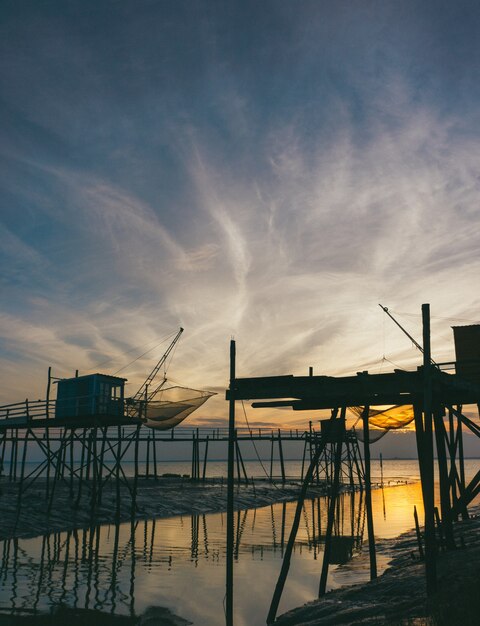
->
[[132, 327, 184, 402]]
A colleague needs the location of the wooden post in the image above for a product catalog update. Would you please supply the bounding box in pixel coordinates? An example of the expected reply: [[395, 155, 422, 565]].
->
[[421, 302, 437, 596], [235, 438, 249, 485], [278, 429, 286, 484], [131, 425, 140, 521], [300, 438, 307, 481], [202, 435, 209, 482], [15, 428, 30, 514], [447, 407, 457, 512], [269, 435, 274, 482], [146, 435, 150, 479], [69, 429, 75, 499], [226, 339, 236, 626], [12, 430, 18, 481], [414, 505, 425, 559], [152, 429, 158, 480], [362, 404, 377, 580], [433, 406, 455, 549], [319, 422, 344, 596], [267, 408, 337, 625], [86, 430, 92, 481], [97, 427, 107, 504], [457, 404, 467, 519], [196, 428, 200, 480], [115, 425, 122, 520], [90, 426, 98, 511], [75, 429, 87, 508], [235, 430, 241, 484], [46, 366, 52, 420]]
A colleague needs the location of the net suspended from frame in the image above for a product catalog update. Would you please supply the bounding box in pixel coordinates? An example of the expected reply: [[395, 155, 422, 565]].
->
[[128, 386, 216, 430], [349, 405, 415, 442]]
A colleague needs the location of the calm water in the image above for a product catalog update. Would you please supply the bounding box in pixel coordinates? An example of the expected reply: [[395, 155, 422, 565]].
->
[[0, 459, 479, 625]]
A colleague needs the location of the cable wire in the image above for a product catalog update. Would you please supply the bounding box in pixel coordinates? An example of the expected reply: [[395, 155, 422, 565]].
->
[[240, 401, 280, 489]]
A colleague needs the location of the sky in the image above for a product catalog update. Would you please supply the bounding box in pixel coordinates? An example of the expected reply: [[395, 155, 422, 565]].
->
[[1, 0, 480, 442]]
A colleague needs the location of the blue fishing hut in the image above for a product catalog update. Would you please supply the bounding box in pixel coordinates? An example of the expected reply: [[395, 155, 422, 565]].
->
[[55, 373, 126, 420]]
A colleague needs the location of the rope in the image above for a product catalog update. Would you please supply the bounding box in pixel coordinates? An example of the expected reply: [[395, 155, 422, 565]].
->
[[240, 401, 280, 489], [113, 332, 178, 376], [88, 331, 178, 374]]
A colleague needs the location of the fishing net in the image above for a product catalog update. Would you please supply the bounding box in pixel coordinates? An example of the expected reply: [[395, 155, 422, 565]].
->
[[138, 386, 215, 430], [349, 405, 415, 442]]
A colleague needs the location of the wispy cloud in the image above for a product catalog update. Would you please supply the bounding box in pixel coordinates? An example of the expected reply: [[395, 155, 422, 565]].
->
[[1, 1, 480, 427]]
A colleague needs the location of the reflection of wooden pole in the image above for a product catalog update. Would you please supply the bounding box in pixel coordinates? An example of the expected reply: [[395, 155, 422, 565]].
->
[[226, 339, 236, 626], [362, 404, 377, 580]]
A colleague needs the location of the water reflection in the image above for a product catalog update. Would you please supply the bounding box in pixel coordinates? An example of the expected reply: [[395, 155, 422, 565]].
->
[[0, 483, 427, 626]]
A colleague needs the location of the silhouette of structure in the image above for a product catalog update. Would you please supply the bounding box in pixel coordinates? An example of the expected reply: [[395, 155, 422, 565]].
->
[[226, 304, 480, 622]]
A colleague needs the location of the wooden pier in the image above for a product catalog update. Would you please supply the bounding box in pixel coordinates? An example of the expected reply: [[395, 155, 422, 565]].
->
[[225, 304, 480, 623]]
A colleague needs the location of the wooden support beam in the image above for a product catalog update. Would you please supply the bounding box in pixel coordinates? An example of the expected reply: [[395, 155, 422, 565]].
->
[[266, 408, 338, 624], [433, 406, 455, 549], [226, 339, 236, 626], [319, 411, 345, 596], [362, 405, 377, 580], [278, 429, 286, 484], [422, 303, 437, 596]]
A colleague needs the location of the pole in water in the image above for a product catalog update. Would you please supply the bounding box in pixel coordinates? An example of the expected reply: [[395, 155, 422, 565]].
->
[[362, 404, 377, 580], [226, 339, 236, 626], [422, 303, 437, 595]]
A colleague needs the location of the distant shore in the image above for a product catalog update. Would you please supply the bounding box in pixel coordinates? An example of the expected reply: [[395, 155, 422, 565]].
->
[[0, 476, 330, 541], [276, 506, 480, 626]]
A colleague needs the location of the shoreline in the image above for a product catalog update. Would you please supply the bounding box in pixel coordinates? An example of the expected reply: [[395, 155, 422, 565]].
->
[[276, 506, 480, 626], [0, 476, 332, 541]]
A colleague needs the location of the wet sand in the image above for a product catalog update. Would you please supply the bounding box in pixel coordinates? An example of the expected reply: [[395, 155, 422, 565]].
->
[[276, 507, 480, 626], [0, 476, 329, 541]]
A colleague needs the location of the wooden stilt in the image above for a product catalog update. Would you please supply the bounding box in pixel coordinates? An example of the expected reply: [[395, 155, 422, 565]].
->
[[300, 438, 307, 481], [266, 408, 338, 625], [115, 426, 122, 520], [421, 302, 437, 596], [131, 425, 140, 519], [75, 429, 87, 509], [362, 405, 377, 580], [226, 339, 236, 626], [433, 406, 455, 549], [202, 435, 209, 482], [414, 505, 425, 559], [319, 426, 344, 596], [269, 435, 274, 482], [146, 435, 150, 479], [278, 429, 286, 484], [152, 429, 158, 480]]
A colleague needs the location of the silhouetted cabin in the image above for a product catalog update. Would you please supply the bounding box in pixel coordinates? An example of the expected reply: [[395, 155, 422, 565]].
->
[[320, 417, 346, 442], [453, 325, 480, 386], [55, 373, 126, 420]]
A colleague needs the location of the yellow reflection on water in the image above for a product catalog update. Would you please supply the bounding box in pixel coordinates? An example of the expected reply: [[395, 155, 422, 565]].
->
[[2, 464, 479, 626]]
